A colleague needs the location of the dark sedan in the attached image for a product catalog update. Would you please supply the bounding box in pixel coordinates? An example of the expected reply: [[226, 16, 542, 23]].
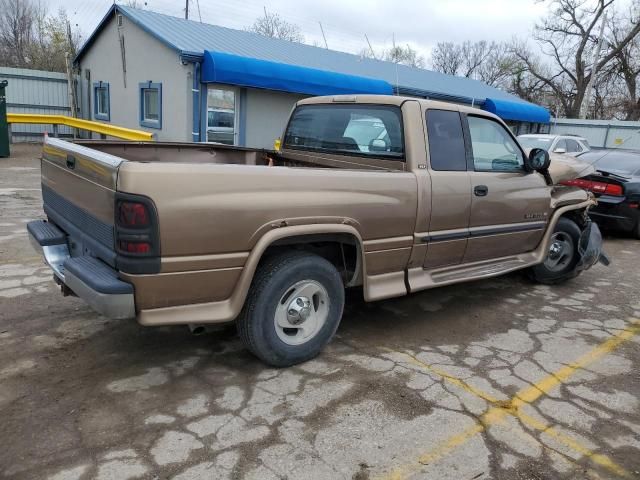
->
[[561, 149, 640, 238]]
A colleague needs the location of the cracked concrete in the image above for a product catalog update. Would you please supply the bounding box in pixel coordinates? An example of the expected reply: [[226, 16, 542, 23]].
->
[[1, 144, 640, 480]]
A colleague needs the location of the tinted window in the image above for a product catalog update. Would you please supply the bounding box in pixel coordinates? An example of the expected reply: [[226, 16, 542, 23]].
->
[[565, 139, 581, 152], [468, 116, 524, 171], [426, 110, 466, 171], [284, 105, 404, 158]]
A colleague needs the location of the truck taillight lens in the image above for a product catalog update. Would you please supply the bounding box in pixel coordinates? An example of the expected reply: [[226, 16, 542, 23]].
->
[[114, 194, 159, 265], [119, 240, 152, 253], [561, 179, 623, 196], [118, 201, 149, 227]]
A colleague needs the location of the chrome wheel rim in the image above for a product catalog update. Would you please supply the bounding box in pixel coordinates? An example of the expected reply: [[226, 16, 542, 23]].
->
[[274, 280, 329, 346], [544, 232, 574, 272]]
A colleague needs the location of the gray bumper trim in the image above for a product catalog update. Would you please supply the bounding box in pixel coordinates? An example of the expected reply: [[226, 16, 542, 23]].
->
[[28, 228, 135, 320], [65, 269, 135, 320]]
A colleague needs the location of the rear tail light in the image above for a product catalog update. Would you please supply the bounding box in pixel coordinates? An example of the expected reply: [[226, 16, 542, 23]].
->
[[561, 179, 623, 196], [115, 195, 159, 261], [119, 240, 152, 253], [118, 201, 150, 227]]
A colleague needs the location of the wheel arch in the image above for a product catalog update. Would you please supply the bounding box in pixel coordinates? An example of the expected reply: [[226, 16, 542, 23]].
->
[[229, 224, 366, 320]]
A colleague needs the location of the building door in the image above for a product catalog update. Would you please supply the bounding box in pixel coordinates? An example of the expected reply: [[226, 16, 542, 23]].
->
[[463, 114, 551, 263], [206, 85, 238, 145]]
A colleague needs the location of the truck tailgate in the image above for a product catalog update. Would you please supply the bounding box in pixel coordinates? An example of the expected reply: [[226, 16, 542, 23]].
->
[[41, 136, 123, 266]]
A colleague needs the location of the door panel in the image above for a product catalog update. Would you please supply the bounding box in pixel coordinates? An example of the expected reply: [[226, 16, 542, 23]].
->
[[464, 115, 551, 263], [422, 109, 471, 269]]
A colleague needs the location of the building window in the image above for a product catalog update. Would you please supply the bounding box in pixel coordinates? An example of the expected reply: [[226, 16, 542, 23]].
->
[[93, 82, 110, 121], [139, 82, 162, 129], [206, 86, 236, 145]]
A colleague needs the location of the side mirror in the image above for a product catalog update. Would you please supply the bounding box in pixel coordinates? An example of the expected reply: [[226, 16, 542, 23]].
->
[[553, 147, 566, 154], [369, 138, 387, 152], [527, 148, 551, 172], [526, 148, 552, 184]]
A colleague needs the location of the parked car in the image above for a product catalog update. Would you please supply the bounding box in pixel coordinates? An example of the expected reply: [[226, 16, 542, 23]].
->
[[518, 134, 590, 156], [28, 95, 607, 366], [207, 108, 235, 145], [561, 149, 640, 238]]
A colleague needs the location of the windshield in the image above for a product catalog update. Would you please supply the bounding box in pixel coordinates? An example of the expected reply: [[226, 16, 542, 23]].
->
[[517, 136, 555, 150]]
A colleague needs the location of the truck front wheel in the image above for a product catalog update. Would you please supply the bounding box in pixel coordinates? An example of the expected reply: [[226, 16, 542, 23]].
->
[[237, 251, 345, 367], [528, 217, 582, 285]]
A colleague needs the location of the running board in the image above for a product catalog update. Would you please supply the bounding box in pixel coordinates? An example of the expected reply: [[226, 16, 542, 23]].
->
[[408, 255, 534, 292]]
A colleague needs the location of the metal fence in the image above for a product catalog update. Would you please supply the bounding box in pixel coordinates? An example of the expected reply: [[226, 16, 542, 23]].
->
[[0, 67, 84, 142], [550, 118, 640, 151]]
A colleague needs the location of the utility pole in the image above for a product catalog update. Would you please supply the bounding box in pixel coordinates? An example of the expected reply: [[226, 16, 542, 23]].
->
[[185, 0, 189, 20], [579, 10, 607, 119], [318, 22, 328, 49], [364, 34, 376, 59], [65, 22, 77, 119]]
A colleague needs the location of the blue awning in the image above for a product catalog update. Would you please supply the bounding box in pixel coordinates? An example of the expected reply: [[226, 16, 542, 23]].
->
[[483, 98, 550, 124], [201, 51, 393, 96]]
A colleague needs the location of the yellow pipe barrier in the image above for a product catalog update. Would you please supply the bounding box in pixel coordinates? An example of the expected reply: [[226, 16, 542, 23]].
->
[[7, 113, 154, 141]]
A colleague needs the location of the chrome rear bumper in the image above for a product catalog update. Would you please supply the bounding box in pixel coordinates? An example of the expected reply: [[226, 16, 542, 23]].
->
[[27, 220, 136, 320]]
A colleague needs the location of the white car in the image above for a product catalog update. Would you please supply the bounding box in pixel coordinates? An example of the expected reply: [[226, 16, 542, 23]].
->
[[517, 134, 590, 156]]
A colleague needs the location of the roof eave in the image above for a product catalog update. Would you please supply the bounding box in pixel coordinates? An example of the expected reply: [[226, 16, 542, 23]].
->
[[74, 5, 187, 65]]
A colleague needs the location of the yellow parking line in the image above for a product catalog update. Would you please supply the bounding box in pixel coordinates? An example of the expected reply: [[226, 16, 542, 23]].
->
[[380, 319, 640, 480]]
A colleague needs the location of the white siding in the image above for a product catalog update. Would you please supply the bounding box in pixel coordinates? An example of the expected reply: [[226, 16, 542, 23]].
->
[[244, 88, 307, 149], [78, 14, 192, 141]]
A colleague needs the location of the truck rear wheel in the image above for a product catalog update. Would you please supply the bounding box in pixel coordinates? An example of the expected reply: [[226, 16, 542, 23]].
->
[[528, 217, 582, 285], [237, 251, 345, 367]]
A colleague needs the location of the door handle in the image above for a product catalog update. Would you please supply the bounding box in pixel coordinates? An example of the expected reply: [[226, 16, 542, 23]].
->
[[474, 185, 488, 197]]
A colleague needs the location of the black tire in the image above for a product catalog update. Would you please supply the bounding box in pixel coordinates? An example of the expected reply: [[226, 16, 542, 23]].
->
[[237, 251, 345, 367], [528, 217, 582, 285]]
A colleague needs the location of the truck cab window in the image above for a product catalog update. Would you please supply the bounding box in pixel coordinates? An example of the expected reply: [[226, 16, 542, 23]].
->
[[467, 115, 523, 171], [283, 105, 404, 158], [426, 110, 466, 171]]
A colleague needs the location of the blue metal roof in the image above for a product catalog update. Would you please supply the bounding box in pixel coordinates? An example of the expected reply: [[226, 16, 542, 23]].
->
[[76, 5, 549, 123], [202, 51, 393, 96]]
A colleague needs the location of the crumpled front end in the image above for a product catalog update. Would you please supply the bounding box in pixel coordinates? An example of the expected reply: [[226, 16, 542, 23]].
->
[[575, 219, 610, 272]]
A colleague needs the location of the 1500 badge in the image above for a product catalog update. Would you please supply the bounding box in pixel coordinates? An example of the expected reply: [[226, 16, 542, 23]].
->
[[524, 212, 548, 220]]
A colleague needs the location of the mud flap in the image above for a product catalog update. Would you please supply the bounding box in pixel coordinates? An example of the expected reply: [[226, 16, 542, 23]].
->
[[576, 220, 609, 272]]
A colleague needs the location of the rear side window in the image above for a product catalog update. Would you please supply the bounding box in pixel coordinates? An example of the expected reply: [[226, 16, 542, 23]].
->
[[426, 110, 466, 171], [283, 105, 404, 159], [565, 138, 581, 152]]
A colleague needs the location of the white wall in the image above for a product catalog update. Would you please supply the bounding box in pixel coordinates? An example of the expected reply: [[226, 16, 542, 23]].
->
[[244, 88, 307, 149], [79, 14, 192, 141], [550, 119, 640, 150]]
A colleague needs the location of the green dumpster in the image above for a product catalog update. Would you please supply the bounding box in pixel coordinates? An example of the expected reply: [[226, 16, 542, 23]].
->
[[0, 80, 8, 158]]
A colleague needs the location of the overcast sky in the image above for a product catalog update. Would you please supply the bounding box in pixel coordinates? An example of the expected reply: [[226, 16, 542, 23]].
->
[[46, 0, 550, 59]]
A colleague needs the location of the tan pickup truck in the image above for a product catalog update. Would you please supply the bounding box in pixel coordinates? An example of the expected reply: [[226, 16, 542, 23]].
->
[[28, 95, 607, 366]]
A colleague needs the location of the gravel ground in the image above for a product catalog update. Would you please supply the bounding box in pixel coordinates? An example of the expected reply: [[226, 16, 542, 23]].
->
[[1, 143, 639, 480]]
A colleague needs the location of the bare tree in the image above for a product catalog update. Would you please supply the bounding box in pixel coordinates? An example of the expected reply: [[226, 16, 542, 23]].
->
[[0, 0, 39, 67], [249, 8, 304, 43], [361, 43, 425, 68], [29, 8, 81, 72], [429, 42, 463, 75], [430, 40, 518, 88], [513, 0, 640, 118], [606, 0, 640, 120]]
